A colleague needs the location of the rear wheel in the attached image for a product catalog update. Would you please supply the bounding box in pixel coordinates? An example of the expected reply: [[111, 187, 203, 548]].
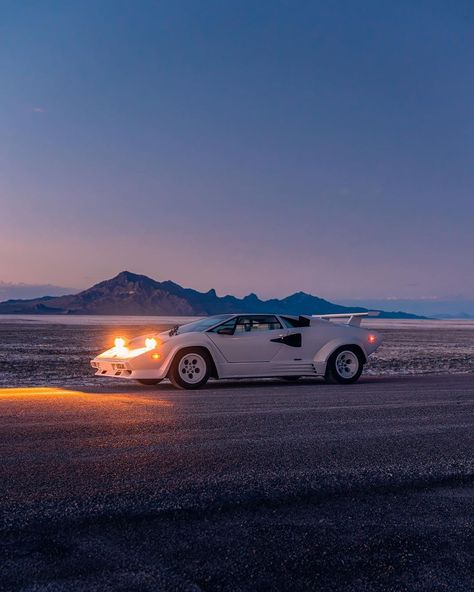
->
[[325, 347, 364, 384], [136, 379, 162, 386], [169, 349, 211, 390]]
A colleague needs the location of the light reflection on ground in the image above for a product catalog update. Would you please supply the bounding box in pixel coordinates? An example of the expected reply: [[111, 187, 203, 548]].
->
[[0, 387, 88, 396], [0, 387, 173, 407]]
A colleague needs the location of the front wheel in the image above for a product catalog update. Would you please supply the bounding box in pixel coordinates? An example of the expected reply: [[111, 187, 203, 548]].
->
[[325, 347, 364, 384], [169, 349, 211, 390]]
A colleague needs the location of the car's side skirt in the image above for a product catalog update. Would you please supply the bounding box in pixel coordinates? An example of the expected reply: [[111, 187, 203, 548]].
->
[[216, 361, 319, 378]]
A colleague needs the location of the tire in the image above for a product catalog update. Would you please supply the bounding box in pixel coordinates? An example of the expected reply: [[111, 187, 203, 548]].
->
[[168, 349, 211, 390], [325, 346, 364, 385], [280, 376, 301, 382], [136, 379, 162, 386]]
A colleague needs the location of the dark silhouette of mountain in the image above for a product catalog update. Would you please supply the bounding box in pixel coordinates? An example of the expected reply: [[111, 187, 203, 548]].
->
[[0, 271, 424, 318]]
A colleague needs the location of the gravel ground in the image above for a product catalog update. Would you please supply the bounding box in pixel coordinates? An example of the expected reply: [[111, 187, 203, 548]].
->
[[1, 375, 473, 591]]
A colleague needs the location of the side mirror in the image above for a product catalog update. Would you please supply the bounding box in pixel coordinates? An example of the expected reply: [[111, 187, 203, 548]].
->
[[217, 327, 234, 335]]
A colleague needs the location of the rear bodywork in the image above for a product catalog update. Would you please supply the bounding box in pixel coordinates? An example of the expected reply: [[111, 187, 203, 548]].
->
[[90, 313, 382, 382]]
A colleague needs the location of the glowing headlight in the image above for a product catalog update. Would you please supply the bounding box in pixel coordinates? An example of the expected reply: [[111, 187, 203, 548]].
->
[[145, 337, 157, 349], [114, 337, 126, 349]]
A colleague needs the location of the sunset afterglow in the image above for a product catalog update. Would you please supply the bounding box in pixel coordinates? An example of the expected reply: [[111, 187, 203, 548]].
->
[[1, 3, 473, 302]]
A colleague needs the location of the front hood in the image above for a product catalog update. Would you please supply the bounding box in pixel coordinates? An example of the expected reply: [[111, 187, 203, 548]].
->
[[157, 330, 172, 343]]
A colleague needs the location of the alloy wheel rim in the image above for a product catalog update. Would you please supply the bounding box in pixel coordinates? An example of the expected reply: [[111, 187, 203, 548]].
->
[[178, 353, 206, 383], [335, 351, 359, 379]]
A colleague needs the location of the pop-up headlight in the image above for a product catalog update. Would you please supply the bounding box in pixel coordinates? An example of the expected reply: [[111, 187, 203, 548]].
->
[[114, 337, 126, 349], [145, 337, 157, 349]]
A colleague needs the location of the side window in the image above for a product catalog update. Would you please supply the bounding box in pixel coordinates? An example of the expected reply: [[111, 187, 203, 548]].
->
[[235, 316, 282, 333], [235, 317, 252, 333], [209, 318, 237, 333], [280, 317, 296, 328], [280, 315, 311, 328]]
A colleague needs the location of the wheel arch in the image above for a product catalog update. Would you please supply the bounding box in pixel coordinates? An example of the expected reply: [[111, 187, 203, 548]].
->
[[315, 339, 368, 370], [167, 345, 219, 379], [328, 343, 367, 364]]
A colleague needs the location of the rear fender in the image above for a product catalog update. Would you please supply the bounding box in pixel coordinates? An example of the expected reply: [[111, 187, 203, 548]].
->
[[314, 339, 368, 373]]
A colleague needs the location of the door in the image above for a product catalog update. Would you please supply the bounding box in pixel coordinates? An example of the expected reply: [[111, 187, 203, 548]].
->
[[207, 315, 287, 363]]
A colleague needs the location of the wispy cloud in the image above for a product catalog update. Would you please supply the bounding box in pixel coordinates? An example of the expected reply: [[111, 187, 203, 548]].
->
[[32, 107, 45, 113]]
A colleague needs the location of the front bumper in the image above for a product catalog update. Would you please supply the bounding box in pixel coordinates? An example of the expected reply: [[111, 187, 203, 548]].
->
[[90, 359, 133, 378], [90, 357, 168, 380]]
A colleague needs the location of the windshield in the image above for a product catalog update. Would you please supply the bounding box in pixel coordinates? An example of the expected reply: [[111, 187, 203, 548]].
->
[[175, 315, 234, 335]]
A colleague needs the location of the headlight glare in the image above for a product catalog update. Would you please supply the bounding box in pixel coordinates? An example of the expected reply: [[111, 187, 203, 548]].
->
[[145, 337, 158, 349], [114, 337, 126, 349]]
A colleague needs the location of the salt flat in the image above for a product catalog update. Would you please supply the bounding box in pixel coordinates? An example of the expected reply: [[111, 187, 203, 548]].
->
[[0, 318, 473, 388]]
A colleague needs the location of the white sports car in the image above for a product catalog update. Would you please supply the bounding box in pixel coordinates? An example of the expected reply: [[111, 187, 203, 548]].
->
[[91, 313, 382, 389]]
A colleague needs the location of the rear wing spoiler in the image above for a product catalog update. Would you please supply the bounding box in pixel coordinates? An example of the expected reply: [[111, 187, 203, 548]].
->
[[312, 311, 379, 327]]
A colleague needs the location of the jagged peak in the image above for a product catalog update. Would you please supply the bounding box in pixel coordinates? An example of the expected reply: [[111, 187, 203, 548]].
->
[[283, 291, 320, 300], [84, 271, 161, 293], [111, 271, 150, 282]]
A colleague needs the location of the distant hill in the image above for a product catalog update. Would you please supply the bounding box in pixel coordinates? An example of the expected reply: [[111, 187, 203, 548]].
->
[[0, 282, 77, 301], [432, 312, 474, 320], [0, 271, 425, 318]]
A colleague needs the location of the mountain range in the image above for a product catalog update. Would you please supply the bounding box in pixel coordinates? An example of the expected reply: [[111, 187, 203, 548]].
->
[[0, 271, 424, 318]]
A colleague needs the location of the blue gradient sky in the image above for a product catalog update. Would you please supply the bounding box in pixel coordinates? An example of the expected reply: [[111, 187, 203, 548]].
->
[[1, 1, 473, 300]]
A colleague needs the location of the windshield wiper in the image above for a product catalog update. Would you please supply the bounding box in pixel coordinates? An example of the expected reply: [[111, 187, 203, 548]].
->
[[169, 325, 179, 337]]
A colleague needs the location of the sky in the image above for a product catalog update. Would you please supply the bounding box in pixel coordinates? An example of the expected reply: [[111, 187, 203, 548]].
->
[[1, 1, 473, 303]]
